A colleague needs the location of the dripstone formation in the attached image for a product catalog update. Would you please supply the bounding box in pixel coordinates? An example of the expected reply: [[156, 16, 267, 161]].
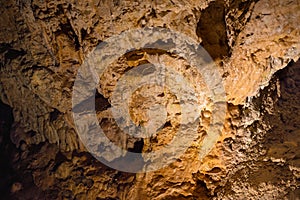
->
[[0, 0, 299, 199]]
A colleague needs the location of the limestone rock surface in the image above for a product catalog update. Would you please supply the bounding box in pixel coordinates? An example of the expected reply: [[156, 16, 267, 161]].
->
[[0, 0, 300, 199]]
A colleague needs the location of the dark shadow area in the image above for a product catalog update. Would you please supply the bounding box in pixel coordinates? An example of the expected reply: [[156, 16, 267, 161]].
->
[[196, 1, 229, 60], [262, 59, 300, 167], [72, 90, 111, 114], [95, 90, 111, 112], [128, 139, 144, 153], [219, 60, 300, 198], [0, 100, 14, 198], [256, 59, 300, 197]]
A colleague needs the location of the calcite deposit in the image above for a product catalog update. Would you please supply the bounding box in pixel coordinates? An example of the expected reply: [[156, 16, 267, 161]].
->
[[0, 0, 299, 199]]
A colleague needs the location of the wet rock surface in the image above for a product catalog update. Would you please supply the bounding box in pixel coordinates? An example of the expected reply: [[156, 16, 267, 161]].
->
[[0, 0, 300, 199]]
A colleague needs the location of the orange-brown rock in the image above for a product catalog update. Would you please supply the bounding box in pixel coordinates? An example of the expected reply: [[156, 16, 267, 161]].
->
[[0, 0, 299, 199]]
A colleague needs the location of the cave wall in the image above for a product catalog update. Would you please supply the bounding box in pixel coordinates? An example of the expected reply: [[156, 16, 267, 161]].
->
[[0, 0, 300, 199]]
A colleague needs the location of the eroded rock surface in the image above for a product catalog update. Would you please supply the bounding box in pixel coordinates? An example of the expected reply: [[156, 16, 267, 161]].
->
[[0, 0, 300, 199]]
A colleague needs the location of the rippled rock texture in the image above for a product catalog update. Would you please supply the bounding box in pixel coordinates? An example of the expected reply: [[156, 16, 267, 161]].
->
[[0, 0, 300, 199]]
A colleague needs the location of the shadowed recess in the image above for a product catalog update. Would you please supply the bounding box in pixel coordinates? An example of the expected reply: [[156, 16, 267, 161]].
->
[[196, 1, 230, 60]]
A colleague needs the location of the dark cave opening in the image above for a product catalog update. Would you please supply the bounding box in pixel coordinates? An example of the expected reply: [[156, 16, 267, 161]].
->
[[196, 1, 230, 60]]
